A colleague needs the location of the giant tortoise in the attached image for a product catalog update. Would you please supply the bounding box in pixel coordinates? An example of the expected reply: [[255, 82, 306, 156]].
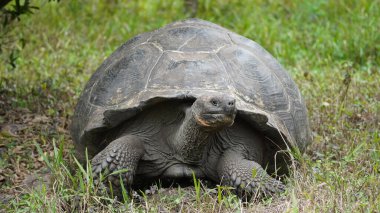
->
[[71, 19, 311, 197]]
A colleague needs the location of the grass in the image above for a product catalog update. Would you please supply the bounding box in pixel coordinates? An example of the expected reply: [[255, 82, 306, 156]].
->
[[0, 0, 379, 212]]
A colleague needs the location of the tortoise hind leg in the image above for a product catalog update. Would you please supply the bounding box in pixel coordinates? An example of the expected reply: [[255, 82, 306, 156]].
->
[[217, 150, 285, 199], [91, 135, 145, 188]]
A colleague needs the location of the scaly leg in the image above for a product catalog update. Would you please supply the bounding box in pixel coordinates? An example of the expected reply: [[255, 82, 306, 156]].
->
[[91, 135, 145, 188], [217, 150, 285, 199]]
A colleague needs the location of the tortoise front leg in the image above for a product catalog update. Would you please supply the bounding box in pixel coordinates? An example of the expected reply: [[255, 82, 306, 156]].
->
[[217, 150, 285, 199], [91, 135, 145, 188]]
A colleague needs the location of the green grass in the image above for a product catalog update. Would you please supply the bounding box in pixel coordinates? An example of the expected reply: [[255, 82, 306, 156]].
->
[[0, 0, 379, 212]]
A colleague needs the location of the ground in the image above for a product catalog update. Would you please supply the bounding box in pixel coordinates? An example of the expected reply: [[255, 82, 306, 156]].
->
[[0, 0, 379, 212]]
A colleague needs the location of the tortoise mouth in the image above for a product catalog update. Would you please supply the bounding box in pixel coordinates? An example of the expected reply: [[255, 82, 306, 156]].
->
[[195, 113, 235, 128]]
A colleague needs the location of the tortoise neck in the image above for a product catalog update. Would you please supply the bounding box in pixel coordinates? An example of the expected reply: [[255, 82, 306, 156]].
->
[[173, 108, 215, 163]]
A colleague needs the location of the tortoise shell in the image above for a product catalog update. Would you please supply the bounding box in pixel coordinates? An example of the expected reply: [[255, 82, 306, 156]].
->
[[71, 19, 311, 158]]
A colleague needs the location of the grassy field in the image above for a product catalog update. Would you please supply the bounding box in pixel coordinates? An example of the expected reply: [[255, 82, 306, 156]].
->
[[0, 0, 379, 212]]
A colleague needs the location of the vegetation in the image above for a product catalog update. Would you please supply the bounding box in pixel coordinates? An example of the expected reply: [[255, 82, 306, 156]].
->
[[0, 0, 379, 212]]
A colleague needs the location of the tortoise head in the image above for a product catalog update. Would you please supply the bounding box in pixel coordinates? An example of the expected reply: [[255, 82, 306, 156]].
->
[[192, 94, 237, 130]]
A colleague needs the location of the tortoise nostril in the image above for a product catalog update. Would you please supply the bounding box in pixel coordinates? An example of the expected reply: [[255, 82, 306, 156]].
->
[[211, 99, 219, 106], [228, 101, 235, 106]]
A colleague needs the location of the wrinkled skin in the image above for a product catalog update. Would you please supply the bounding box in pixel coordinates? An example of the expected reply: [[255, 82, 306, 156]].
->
[[91, 95, 285, 198]]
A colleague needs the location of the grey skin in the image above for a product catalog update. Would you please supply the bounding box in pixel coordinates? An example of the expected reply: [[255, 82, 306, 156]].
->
[[91, 94, 285, 197]]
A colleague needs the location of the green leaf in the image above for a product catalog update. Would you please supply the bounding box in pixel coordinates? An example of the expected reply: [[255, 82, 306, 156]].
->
[[108, 169, 129, 176], [252, 168, 257, 178]]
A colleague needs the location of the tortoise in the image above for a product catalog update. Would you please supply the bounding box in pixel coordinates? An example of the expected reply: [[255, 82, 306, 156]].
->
[[71, 19, 311, 197]]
